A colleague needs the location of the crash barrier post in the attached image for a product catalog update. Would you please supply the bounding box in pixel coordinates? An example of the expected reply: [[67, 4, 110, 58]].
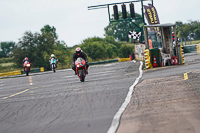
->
[[144, 49, 153, 69]]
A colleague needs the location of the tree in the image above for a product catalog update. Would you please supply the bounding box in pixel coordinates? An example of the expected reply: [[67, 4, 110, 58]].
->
[[12, 25, 72, 70], [119, 44, 134, 58], [41, 25, 58, 39], [176, 20, 200, 40], [104, 12, 143, 42], [0, 42, 15, 58], [13, 31, 55, 69], [13, 29, 56, 69], [80, 37, 121, 61], [80, 37, 107, 60]]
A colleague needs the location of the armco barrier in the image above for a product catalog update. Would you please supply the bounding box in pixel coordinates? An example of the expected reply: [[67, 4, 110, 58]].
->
[[0, 70, 21, 77], [0, 68, 44, 77], [88, 59, 118, 65], [21, 68, 41, 74], [183, 45, 197, 53]]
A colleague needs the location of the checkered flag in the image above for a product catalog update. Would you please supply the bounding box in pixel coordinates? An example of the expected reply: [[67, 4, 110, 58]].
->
[[128, 31, 141, 41]]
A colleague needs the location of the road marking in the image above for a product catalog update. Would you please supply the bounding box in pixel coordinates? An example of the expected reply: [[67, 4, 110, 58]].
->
[[124, 72, 136, 75], [110, 75, 120, 78], [0, 82, 4, 87], [184, 73, 188, 80], [107, 61, 143, 133], [1, 87, 38, 100], [29, 76, 33, 85]]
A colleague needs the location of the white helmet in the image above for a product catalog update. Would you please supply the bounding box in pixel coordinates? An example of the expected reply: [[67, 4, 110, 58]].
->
[[75, 47, 81, 54], [51, 54, 55, 58]]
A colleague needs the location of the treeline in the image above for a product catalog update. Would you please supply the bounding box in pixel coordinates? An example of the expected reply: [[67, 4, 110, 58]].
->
[[176, 20, 200, 40], [1, 19, 199, 71], [0, 25, 134, 70]]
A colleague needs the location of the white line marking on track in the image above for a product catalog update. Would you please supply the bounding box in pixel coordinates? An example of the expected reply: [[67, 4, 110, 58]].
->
[[0, 82, 4, 87], [107, 61, 143, 133]]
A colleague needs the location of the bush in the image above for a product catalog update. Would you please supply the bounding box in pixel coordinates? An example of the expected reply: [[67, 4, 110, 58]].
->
[[0, 64, 2, 71], [0, 58, 13, 63], [119, 44, 134, 58]]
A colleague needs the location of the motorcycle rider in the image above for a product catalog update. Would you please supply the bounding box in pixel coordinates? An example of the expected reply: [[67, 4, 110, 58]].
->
[[22, 57, 30, 71], [72, 47, 89, 75], [49, 54, 58, 69]]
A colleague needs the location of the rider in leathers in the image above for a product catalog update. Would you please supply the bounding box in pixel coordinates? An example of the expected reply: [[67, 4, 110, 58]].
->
[[22, 57, 30, 71], [72, 47, 89, 75]]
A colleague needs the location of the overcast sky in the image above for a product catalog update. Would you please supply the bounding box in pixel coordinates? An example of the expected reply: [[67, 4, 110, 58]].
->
[[0, 0, 199, 47]]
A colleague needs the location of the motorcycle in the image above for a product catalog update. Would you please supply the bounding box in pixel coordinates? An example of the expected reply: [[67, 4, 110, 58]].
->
[[75, 57, 87, 82], [50, 58, 57, 73], [23, 61, 31, 76]]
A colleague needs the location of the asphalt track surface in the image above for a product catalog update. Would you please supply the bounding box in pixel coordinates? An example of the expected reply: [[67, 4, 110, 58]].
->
[[117, 54, 200, 133], [1, 54, 200, 133], [0, 61, 140, 133]]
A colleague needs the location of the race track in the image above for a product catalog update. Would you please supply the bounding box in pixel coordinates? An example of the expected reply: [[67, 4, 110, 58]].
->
[[0, 61, 140, 133]]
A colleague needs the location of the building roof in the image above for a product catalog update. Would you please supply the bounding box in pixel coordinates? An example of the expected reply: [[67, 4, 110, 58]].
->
[[143, 23, 176, 27]]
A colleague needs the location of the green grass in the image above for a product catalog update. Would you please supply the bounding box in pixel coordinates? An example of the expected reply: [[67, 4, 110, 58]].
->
[[182, 40, 200, 45], [0, 62, 20, 73], [0, 62, 14, 67], [191, 40, 200, 45]]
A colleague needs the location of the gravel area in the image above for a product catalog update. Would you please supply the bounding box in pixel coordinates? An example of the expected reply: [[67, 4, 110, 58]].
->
[[117, 71, 200, 133]]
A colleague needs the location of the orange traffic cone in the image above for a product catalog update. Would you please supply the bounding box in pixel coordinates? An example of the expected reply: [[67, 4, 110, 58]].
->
[[153, 55, 158, 67]]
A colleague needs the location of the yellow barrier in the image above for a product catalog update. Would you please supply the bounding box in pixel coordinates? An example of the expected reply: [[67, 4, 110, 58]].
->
[[0, 70, 21, 77], [118, 58, 130, 62]]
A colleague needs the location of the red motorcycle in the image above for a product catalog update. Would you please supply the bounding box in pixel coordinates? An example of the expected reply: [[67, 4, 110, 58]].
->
[[75, 57, 87, 82], [23, 61, 31, 76]]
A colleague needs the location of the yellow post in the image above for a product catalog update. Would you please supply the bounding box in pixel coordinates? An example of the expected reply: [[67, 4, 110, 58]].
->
[[40, 67, 44, 72], [180, 45, 185, 64], [184, 73, 188, 80], [144, 49, 153, 69], [196, 44, 200, 55]]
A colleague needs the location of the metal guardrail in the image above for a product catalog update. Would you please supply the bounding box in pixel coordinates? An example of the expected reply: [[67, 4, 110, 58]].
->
[[88, 59, 118, 65], [0, 67, 44, 77], [183, 44, 200, 53]]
